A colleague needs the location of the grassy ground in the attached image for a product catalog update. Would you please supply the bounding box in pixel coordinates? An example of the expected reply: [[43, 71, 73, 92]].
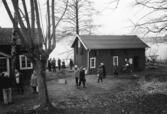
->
[[1, 66, 167, 114]]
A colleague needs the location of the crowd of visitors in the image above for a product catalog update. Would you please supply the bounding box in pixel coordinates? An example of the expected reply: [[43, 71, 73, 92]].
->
[[48, 58, 74, 72]]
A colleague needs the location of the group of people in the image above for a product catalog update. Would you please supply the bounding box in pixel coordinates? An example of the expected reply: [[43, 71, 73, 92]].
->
[[74, 63, 106, 88], [0, 69, 24, 105], [0, 68, 39, 105], [74, 65, 86, 88], [48, 58, 67, 72]]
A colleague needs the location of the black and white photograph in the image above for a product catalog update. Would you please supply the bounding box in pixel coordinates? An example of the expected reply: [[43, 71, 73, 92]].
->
[[0, 0, 167, 114]]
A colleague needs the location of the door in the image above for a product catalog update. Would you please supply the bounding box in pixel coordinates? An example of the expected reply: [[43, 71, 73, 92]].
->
[[134, 56, 139, 70]]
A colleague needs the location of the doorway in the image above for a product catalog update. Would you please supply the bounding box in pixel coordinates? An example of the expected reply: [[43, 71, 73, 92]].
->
[[133, 56, 139, 70]]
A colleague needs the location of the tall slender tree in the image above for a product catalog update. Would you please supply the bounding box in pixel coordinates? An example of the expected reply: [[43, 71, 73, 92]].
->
[[63, 0, 99, 35], [2, 0, 68, 109]]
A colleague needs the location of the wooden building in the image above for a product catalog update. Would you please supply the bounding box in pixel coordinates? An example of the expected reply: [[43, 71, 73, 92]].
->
[[0, 28, 33, 82], [72, 35, 149, 74]]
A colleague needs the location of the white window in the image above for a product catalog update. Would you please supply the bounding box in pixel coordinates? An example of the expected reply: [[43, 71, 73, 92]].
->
[[19, 55, 33, 70], [113, 56, 118, 66], [90, 57, 96, 68]]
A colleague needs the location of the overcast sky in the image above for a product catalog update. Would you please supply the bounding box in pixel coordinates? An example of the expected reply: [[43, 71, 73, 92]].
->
[[0, 0, 151, 36]]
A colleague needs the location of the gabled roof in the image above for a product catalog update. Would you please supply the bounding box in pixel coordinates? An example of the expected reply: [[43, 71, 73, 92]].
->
[[72, 35, 149, 50], [0, 28, 21, 45]]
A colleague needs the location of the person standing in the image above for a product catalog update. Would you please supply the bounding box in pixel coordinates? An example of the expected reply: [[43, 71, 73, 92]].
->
[[58, 58, 61, 71], [2, 72, 12, 104], [52, 58, 56, 72], [97, 65, 103, 83], [101, 63, 106, 78], [74, 65, 79, 87], [62, 61, 66, 69], [15, 69, 24, 95], [114, 65, 119, 77], [79, 67, 86, 88], [69, 59, 74, 70], [48, 59, 52, 72], [30, 70, 38, 94]]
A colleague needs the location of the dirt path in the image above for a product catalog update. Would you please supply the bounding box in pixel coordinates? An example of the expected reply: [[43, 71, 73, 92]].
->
[[47, 73, 137, 109]]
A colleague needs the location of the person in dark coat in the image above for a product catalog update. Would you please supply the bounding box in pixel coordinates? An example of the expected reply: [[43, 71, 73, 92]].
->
[[79, 67, 86, 88], [48, 59, 52, 72], [15, 69, 24, 95], [69, 59, 74, 70], [101, 63, 106, 78], [2, 72, 12, 104], [114, 65, 119, 77], [58, 58, 61, 71], [52, 58, 56, 72], [97, 65, 103, 83], [62, 61, 66, 69]]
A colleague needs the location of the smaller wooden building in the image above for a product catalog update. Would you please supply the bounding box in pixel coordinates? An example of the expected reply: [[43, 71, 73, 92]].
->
[[72, 35, 149, 74]]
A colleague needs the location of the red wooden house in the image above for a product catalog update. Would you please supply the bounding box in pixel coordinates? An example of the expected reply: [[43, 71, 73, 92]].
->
[[72, 35, 149, 74], [0, 28, 33, 82]]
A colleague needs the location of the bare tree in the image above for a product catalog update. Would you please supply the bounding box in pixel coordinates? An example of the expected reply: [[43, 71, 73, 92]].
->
[[133, 0, 167, 35], [2, 0, 68, 109], [62, 0, 99, 35]]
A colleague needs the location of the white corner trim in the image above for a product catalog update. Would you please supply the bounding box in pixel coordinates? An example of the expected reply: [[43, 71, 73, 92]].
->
[[75, 34, 88, 50]]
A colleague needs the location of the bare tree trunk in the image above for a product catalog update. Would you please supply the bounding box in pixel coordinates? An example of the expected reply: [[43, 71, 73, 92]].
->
[[11, 0, 18, 83], [75, 0, 79, 35], [34, 56, 52, 109]]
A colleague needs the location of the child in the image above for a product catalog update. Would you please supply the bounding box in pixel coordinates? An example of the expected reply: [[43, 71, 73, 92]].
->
[[30, 70, 38, 94]]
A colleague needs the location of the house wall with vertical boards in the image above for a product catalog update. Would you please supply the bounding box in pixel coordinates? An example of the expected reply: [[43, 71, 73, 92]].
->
[[0, 44, 33, 84], [89, 48, 145, 75]]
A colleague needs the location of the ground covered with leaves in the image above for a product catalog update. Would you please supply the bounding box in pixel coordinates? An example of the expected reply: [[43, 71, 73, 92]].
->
[[1, 66, 167, 114]]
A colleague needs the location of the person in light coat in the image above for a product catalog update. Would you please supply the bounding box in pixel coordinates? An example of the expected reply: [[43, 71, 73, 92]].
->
[[74, 65, 80, 86], [30, 70, 38, 94]]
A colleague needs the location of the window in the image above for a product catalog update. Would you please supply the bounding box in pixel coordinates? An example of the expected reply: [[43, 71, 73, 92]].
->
[[113, 56, 118, 66], [19, 55, 33, 70], [90, 57, 96, 68]]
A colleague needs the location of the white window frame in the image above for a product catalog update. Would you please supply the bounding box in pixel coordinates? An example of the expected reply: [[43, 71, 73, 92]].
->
[[113, 56, 119, 66], [19, 55, 33, 70], [90, 57, 96, 69]]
